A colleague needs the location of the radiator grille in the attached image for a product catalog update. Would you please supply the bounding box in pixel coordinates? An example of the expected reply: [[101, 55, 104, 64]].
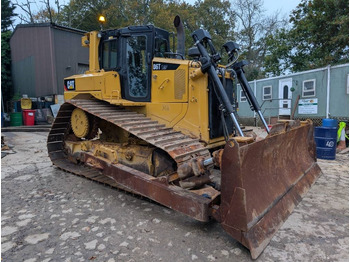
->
[[174, 69, 186, 100]]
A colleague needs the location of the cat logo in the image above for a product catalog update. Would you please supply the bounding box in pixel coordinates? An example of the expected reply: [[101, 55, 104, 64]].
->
[[65, 79, 75, 91]]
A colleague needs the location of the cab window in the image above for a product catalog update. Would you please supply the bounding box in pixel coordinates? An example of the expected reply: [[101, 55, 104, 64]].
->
[[155, 37, 168, 57], [102, 39, 118, 69], [126, 35, 148, 98]]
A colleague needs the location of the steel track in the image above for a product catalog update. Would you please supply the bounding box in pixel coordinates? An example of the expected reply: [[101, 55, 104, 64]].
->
[[47, 99, 211, 188]]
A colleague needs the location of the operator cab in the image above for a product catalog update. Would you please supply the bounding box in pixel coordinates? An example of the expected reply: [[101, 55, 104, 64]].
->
[[99, 26, 170, 102]]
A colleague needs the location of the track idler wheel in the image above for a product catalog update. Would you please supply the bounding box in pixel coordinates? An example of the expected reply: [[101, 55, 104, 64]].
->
[[71, 108, 98, 139]]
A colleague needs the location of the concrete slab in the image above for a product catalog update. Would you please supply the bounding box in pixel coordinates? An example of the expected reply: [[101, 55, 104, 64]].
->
[[2, 125, 52, 132]]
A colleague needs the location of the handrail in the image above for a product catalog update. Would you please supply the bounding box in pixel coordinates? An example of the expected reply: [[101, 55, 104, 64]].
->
[[258, 98, 293, 125]]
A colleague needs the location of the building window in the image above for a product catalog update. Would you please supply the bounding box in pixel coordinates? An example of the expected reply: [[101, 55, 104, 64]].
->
[[240, 89, 247, 102], [263, 86, 272, 100], [302, 79, 316, 97]]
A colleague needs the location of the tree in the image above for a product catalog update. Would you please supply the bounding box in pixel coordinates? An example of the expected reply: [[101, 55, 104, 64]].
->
[[263, 28, 291, 76], [33, 0, 64, 23], [1, 0, 16, 104], [193, 0, 235, 50], [58, 0, 235, 54], [1, 0, 16, 31], [13, 0, 36, 24], [233, 0, 287, 80], [290, 0, 349, 71], [1, 32, 14, 104], [59, 0, 120, 31], [148, 0, 198, 51], [149, 0, 236, 56], [264, 0, 349, 74]]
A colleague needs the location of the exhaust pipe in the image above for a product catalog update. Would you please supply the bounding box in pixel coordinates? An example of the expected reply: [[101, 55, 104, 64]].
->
[[174, 15, 185, 57]]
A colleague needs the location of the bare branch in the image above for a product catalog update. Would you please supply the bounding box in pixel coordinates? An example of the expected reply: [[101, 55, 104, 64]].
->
[[13, 0, 35, 23], [40, 0, 53, 23]]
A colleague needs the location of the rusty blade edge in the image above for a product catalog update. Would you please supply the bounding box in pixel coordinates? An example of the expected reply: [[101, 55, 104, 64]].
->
[[221, 161, 322, 260], [246, 161, 319, 229]]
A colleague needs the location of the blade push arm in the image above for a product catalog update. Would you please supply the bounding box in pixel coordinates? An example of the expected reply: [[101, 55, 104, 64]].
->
[[192, 29, 244, 137], [233, 61, 270, 133]]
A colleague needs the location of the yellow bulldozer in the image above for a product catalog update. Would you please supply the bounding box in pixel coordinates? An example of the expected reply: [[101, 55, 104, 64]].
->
[[47, 16, 321, 259]]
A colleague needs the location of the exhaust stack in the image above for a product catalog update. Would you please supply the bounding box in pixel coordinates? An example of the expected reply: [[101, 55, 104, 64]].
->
[[174, 15, 185, 57]]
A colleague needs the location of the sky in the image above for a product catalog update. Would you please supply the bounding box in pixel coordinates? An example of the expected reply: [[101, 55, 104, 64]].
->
[[259, 0, 301, 16], [183, 0, 301, 16]]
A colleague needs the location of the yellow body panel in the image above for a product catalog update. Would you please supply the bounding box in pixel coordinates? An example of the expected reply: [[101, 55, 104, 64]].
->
[[146, 103, 186, 127], [151, 58, 189, 103], [173, 67, 210, 142], [64, 71, 121, 101], [145, 59, 212, 142]]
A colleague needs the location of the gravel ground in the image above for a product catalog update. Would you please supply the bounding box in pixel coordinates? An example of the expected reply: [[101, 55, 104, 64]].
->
[[1, 131, 348, 262]]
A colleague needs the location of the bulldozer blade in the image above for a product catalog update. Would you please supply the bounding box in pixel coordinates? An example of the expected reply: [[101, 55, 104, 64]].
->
[[218, 122, 322, 259]]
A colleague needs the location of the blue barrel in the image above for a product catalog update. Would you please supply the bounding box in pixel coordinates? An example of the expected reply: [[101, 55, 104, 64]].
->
[[322, 118, 338, 127], [314, 126, 337, 160]]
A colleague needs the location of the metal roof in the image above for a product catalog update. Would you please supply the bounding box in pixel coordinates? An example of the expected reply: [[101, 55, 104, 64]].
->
[[12, 23, 87, 37]]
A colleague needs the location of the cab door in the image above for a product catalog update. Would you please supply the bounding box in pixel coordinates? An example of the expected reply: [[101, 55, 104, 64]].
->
[[121, 30, 153, 102]]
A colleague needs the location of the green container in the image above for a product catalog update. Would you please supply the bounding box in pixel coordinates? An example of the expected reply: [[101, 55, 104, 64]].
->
[[10, 112, 23, 126]]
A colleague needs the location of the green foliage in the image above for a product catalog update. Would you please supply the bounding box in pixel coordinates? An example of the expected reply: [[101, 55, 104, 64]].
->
[[264, 0, 349, 75], [1, 0, 16, 105], [150, 0, 235, 53], [1, 0, 16, 32], [1, 31, 14, 103], [290, 0, 349, 70], [59, 0, 116, 31], [193, 0, 235, 49], [57, 0, 235, 54], [263, 28, 292, 76]]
